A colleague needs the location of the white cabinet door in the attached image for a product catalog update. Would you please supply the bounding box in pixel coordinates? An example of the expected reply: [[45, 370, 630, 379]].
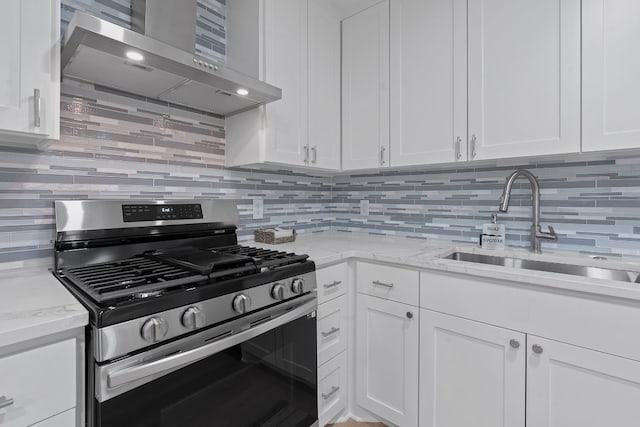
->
[[0, 0, 59, 146], [262, 0, 308, 166], [356, 294, 418, 427], [419, 309, 526, 427], [390, 0, 467, 166], [582, 0, 640, 152], [342, 1, 390, 171], [467, 0, 580, 160], [527, 336, 640, 427], [0, 339, 76, 427], [308, 0, 341, 170]]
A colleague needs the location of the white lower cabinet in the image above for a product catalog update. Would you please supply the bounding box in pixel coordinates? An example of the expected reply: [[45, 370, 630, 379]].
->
[[0, 338, 76, 427], [316, 263, 349, 426], [419, 309, 525, 427], [318, 352, 348, 427], [526, 336, 640, 427], [355, 294, 418, 427], [419, 269, 640, 427]]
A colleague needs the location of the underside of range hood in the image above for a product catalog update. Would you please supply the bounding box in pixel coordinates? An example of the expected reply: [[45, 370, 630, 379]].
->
[[60, 10, 281, 116]]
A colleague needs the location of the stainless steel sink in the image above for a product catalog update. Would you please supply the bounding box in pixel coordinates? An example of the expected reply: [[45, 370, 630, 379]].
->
[[443, 252, 640, 283]]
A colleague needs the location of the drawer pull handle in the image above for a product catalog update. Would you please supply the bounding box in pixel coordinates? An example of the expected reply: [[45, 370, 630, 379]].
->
[[321, 327, 341, 337], [0, 396, 14, 409], [323, 280, 342, 289], [34, 89, 41, 128], [321, 386, 340, 400], [372, 280, 394, 288]]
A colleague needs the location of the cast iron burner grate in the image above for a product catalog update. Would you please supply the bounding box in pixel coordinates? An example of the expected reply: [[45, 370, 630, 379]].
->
[[58, 245, 309, 304]]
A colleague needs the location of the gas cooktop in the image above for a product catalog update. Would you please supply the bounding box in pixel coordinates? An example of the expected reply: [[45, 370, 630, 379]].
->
[[58, 245, 310, 305]]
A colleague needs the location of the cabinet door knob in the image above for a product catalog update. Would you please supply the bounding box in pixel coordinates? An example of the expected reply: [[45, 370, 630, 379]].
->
[[509, 339, 520, 349], [532, 344, 544, 354], [406, 311, 413, 319]]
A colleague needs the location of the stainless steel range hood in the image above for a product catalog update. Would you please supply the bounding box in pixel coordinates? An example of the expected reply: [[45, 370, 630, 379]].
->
[[61, 0, 281, 116]]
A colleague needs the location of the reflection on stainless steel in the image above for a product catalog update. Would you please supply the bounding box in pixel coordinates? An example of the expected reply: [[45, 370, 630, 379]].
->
[[61, 2, 281, 116], [444, 252, 640, 283], [54, 199, 239, 232]]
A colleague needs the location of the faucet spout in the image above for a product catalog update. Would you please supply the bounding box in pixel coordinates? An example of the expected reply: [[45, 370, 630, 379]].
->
[[498, 169, 556, 253]]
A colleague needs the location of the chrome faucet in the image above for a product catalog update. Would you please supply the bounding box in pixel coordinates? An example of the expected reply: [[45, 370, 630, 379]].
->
[[498, 169, 557, 253]]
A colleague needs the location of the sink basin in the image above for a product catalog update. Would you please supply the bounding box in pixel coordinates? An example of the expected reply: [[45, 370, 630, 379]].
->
[[443, 252, 640, 283]]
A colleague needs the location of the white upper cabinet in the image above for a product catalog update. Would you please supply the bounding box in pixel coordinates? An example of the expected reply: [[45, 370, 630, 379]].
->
[[308, 0, 341, 170], [527, 336, 640, 427], [390, 0, 467, 167], [262, 0, 309, 166], [342, 1, 390, 171], [225, 0, 341, 170], [0, 0, 60, 148], [467, 0, 581, 160], [582, 0, 640, 152]]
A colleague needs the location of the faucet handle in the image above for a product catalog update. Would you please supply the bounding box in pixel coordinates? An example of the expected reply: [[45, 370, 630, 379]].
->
[[537, 225, 557, 241]]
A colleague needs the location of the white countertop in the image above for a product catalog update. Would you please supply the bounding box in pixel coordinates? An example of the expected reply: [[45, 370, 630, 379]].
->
[[3, 232, 640, 351], [0, 268, 88, 349], [249, 232, 640, 302]]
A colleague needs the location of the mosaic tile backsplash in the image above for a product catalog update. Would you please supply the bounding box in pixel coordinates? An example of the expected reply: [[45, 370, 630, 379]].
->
[[2, 78, 640, 269], [332, 157, 640, 257], [60, 0, 227, 63], [0, 79, 332, 269]]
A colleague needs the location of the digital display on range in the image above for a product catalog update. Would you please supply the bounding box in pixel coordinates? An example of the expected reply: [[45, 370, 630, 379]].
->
[[122, 204, 203, 222]]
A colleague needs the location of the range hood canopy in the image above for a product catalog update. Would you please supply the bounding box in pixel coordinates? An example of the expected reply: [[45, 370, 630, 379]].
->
[[61, 0, 281, 116]]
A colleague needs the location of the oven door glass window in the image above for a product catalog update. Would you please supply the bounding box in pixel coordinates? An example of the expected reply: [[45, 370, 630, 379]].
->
[[96, 314, 317, 427]]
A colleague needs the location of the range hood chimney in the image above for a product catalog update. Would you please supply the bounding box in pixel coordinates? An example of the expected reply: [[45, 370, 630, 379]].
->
[[61, 1, 281, 116]]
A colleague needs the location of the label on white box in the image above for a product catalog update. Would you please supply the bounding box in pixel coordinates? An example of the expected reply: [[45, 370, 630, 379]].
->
[[481, 223, 505, 249]]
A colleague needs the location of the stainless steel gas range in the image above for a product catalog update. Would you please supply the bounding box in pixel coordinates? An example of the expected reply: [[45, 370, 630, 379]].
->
[[52, 200, 318, 427]]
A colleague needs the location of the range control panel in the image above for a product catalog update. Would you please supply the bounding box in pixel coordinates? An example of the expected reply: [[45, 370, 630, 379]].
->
[[122, 204, 203, 222]]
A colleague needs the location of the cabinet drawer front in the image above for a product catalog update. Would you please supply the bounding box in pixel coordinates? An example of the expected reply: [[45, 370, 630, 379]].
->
[[0, 339, 76, 427], [317, 262, 348, 304], [317, 295, 347, 365], [318, 351, 347, 426], [356, 262, 419, 305]]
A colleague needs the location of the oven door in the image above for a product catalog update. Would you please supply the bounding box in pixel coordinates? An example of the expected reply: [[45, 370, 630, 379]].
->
[[94, 295, 318, 427]]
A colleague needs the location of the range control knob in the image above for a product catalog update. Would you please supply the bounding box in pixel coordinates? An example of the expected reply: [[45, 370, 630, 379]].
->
[[291, 278, 305, 294], [232, 294, 251, 314], [271, 283, 286, 300], [181, 306, 205, 330], [140, 317, 168, 342]]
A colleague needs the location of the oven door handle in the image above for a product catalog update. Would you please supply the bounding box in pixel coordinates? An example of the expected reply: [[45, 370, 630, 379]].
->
[[108, 296, 317, 389]]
